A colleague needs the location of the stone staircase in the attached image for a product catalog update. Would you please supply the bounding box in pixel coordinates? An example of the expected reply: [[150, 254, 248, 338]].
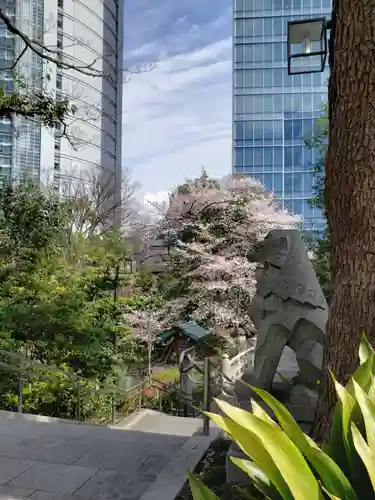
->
[[0, 409, 219, 500]]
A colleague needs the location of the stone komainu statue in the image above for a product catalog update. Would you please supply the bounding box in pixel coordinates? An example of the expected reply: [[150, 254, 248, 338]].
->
[[227, 229, 328, 485], [237, 229, 328, 420], [248, 229, 327, 391]]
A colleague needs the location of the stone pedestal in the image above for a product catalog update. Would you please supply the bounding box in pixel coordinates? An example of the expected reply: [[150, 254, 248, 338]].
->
[[226, 359, 318, 483]]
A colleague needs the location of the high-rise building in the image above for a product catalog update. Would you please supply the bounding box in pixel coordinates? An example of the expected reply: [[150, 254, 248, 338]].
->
[[0, 0, 123, 202], [233, 0, 331, 236]]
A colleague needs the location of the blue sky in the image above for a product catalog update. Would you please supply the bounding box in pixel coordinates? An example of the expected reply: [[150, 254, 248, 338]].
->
[[123, 0, 232, 201]]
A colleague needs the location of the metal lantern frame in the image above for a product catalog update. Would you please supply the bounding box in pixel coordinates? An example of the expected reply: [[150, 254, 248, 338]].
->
[[287, 17, 328, 75]]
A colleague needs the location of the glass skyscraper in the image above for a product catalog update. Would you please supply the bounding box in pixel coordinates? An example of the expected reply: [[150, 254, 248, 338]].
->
[[0, 0, 19, 181], [233, 0, 331, 236], [0, 0, 124, 200]]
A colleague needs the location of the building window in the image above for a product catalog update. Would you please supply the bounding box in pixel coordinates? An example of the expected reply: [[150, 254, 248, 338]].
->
[[264, 147, 273, 166], [263, 173, 273, 191], [235, 148, 243, 167], [233, 0, 329, 231], [274, 174, 282, 193], [284, 121, 293, 141]]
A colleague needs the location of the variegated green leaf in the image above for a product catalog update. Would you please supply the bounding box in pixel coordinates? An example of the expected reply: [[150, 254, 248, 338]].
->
[[188, 470, 219, 500], [204, 411, 293, 500], [359, 333, 374, 366], [251, 387, 358, 500], [348, 355, 374, 396], [214, 399, 323, 500], [251, 399, 278, 427], [334, 379, 356, 465], [231, 457, 280, 499], [351, 423, 375, 491], [353, 380, 375, 450]]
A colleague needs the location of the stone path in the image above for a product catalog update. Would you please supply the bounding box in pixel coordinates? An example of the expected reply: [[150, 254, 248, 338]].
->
[[0, 410, 216, 500]]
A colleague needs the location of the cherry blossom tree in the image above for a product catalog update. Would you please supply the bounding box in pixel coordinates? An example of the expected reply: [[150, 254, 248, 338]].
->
[[125, 171, 299, 343], [123, 309, 162, 378]]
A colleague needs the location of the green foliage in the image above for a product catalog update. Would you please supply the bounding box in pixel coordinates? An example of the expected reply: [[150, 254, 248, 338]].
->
[[312, 235, 332, 303], [188, 470, 220, 500], [120, 293, 165, 312], [0, 346, 137, 422], [305, 102, 328, 212], [189, 335, 375, 500], [67, 230, 132, 299], [304, 102, 331, 301], [0, 75, 76, 128], [135, 266, 156, 293], [152, 367, 179, 384], [0, 179, 69, 259], [0, 180, 150, 420], [180, 438, 253, 500]]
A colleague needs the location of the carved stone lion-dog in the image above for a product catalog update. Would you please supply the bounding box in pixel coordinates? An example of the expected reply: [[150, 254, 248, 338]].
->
[[227, 229, 328, 485], [235, 229, 328, 420]]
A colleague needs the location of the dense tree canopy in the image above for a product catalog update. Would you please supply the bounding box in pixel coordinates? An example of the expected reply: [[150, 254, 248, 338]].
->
[[0, 180, 158, 418], [305, 103, 331, 302]]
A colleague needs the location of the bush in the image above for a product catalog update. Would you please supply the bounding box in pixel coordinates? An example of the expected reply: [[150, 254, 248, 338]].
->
[[189, 334, 375, 500], [0, 362, 118, 422]]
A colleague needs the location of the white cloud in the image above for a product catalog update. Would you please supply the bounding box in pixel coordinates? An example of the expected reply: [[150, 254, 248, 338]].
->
[[144, 191, 170, 204], [134, 189, 169, 223], [122, 36, 232, 195], [176, 15, 188, 25]]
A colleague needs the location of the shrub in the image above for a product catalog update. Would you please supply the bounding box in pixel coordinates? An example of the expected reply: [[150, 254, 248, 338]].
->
[[189, 334, 375, 500]]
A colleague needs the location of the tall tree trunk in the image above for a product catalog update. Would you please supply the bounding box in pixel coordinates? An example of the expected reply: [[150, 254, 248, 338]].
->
[[313, 0, 375, 443]]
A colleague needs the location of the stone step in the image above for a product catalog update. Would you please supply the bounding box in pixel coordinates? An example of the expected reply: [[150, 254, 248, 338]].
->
[[116, 409, 204, 436]]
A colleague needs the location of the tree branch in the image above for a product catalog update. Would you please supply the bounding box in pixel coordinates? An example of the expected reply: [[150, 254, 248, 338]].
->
[[0, 9, 156, 79], [0, 9, 155, 144], [0, 9, 104, 77]]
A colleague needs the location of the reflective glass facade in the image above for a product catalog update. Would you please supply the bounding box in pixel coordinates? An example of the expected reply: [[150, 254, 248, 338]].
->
[[0, 0, 44, 182], [233, 0, 331, 235], [13, 0, 44, 181], [0, 0, 16, 181], [0, 0, 124, 195]]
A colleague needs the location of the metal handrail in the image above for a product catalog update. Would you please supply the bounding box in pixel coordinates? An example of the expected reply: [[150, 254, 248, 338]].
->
[[0, 349, 153, 424], [177, 346, 216, 434], [227, 346, 255, 369], [150, 378, 199, 404], [0, 362, 150, 399], [0, 347, 218, 434], [0, 348, 148, 396]]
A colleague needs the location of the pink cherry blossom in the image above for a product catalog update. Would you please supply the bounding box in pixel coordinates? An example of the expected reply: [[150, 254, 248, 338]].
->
[[127, 172, 300, 341]]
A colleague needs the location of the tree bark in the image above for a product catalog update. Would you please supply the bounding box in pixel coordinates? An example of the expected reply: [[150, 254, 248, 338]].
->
[[313, 0, 375, 443]]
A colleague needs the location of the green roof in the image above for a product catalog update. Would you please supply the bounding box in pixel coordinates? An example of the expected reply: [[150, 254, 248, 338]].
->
[[158, 321, 211, 342]]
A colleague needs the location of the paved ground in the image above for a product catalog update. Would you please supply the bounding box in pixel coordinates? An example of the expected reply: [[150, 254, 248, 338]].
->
[[0, 410, 214, 500]]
